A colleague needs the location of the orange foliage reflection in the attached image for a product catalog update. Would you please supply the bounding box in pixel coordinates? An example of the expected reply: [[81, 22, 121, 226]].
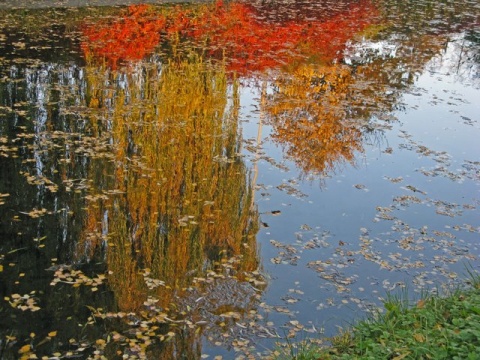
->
[[265, 64, 363, 175], [264, 32, 450, 176]]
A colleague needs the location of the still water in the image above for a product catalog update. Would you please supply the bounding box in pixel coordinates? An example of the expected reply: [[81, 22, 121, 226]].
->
[[0, 0, 479, 358]]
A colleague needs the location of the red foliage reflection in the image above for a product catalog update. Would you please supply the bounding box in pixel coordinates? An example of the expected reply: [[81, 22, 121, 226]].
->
[[189, 0, 379, 73], [82, 5, 166, 68], [81, 1, 379, 73]]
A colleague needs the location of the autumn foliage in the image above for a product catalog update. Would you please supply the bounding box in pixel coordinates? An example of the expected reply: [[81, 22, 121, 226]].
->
[[190, 0, 379, 73], [81, 5, 166, 68], [81, 0, 379, 73]]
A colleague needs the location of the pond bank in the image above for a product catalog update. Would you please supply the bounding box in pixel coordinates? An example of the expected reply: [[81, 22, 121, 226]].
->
[[276, 275, 480, 359]]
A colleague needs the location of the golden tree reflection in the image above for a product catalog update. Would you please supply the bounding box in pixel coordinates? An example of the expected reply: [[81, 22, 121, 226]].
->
[[265, 64, 363, 175], [79, 56, 260, 318]]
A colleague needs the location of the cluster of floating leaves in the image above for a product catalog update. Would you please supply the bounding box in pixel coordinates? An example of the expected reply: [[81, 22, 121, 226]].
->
[[254, 94, 479, 337], [20, 171, 58, 193], [4, 292, 41, 312], [0, 136, 18, 158], [5, 331, 63, 360], [49, 265, 107, 291], [31, 255, 274, 359], [355, 135, 479, 277], [398, 130, 479, 183]]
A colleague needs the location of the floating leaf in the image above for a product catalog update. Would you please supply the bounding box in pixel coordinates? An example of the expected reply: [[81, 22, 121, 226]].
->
[[18, 344, 30, 354]]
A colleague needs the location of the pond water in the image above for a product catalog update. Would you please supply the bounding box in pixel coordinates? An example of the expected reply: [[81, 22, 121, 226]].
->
[[0, 0, 479, 358]]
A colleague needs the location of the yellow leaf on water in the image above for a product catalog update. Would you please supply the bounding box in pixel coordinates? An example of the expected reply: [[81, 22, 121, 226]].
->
[[48, 331, 57, 337], [18, 344, 30, 354]]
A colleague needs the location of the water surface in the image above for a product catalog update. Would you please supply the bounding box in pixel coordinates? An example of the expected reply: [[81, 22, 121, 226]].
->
[[0, 0, 479, 358]]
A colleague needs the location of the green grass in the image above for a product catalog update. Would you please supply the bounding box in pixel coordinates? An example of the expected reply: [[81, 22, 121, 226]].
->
[[274, 272, 480, 360]]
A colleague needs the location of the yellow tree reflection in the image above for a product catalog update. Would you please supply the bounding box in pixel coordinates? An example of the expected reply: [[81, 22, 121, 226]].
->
[[79, 56, 260, 317]]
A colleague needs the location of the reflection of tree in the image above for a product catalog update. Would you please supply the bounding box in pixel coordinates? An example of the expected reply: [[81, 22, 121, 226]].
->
[[81, 5, 166, 69], [265, 64, 363, 175], [264, 31, 450, 176], [0, 47, 261, 360], [0, 63, 117, 359], [81, 0, 379, 74], [80, 0, 381, 178], [78, 55, 261, 355], [379, 0, 479, 37], [426, 32, 480, 87], [79, 0, 479, 181], [259, 0, 479, 178], [188, 0, 379, 73], [373, 0, 479, 86]]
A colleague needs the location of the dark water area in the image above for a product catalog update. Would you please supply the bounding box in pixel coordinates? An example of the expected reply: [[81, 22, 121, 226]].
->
[[0, 0, 479, 358]]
